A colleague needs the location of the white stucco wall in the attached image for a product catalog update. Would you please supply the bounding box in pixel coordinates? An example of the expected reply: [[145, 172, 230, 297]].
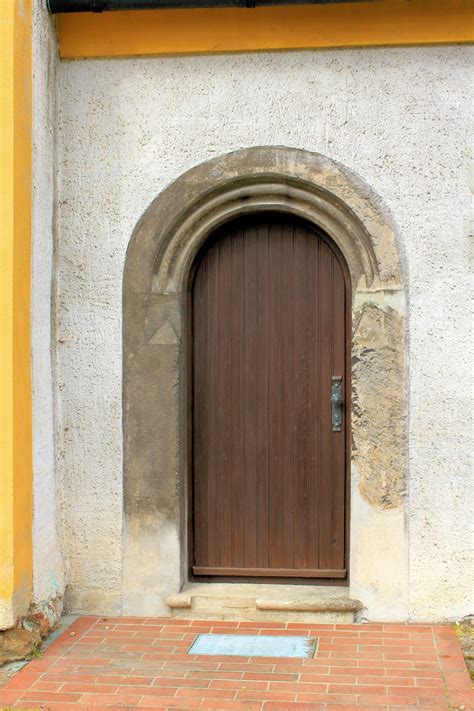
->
[[56, 45, 473, 620], [32, 0, 63, 605]]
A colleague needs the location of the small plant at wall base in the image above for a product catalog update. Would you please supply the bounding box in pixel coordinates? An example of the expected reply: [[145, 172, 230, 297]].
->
[[454, 616, 474, 682], [25, 643, 42, 661]]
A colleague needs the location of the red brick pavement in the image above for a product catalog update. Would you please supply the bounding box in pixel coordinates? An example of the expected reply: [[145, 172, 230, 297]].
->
[[0, 617, 472, 710]]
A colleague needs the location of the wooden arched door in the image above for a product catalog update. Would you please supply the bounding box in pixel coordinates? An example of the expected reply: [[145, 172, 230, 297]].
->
[[190, 214, 350, 582]]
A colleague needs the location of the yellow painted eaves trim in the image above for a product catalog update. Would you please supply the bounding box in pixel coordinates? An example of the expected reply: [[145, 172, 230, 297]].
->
[[57, 0, 474, 59]]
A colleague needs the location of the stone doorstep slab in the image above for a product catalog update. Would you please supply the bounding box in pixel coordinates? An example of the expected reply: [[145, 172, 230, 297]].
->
[[256, 597, 362, 612], [166, 584, 362, 622], [168, 609, 358, 623]]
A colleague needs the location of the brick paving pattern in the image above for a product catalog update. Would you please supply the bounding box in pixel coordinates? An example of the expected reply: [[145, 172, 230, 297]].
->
[[0, 616, 472, 710]]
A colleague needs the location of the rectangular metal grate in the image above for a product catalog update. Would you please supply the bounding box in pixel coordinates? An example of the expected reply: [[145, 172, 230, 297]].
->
[[188, 633, 318, 658]]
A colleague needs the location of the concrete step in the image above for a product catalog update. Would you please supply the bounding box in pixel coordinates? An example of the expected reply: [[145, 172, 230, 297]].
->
[[166, 583, 363, 623]]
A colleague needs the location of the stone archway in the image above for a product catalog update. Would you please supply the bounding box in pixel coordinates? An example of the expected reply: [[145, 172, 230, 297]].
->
[[122, 147, 407, 619]]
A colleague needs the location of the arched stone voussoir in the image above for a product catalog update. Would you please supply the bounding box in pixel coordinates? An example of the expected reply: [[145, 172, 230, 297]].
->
[[124, 147, 403, 299]]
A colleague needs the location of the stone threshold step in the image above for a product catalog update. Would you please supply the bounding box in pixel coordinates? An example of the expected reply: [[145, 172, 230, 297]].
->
[[166, 583, 363, 623]]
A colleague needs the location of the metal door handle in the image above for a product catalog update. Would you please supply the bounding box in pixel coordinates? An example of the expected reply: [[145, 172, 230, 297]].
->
[[331, 376, 343, 432]]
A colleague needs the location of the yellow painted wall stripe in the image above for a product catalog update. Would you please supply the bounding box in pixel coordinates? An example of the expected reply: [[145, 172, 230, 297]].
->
[[57, 0, 474, 60], [0, 0, 33, 623], [0, 0, 15, 609], [13, 0, 33, 609]]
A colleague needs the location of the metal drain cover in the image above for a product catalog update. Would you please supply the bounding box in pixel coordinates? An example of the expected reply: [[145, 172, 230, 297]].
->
[[188, 633, 318, 658]]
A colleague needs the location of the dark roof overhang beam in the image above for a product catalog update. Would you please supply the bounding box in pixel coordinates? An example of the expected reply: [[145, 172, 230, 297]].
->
[[48, 0, 372, 14]]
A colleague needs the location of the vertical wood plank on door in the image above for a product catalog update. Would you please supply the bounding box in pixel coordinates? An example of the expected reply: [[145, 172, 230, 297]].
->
[[307, 237, 320, 570], [282, 222, 295, 569], [243, 226, 258, 568], [293, 227, 310, 570], [256, 223, 270, 570], [193, 254, 207, 566], [332, 255, 347, 570], [218, 238, 233, 568], [231, 229, 245, 568], [207, 243, 220, 567], [318, 242, 334, 572], [268, 222, 285, 570]]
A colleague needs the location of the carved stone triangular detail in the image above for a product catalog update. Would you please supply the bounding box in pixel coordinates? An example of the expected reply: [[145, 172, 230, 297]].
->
[[149, 320, 179, 345]]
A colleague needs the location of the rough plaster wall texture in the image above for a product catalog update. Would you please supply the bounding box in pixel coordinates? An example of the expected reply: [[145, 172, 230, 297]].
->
[[57, 46, 473, 619], [32, 0, 64, 605]]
